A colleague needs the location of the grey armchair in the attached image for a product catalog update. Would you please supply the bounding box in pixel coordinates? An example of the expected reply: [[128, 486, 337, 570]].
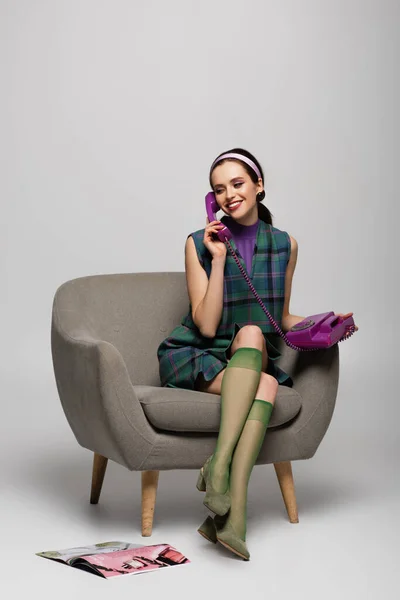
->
[[51, 273, 339, 536]]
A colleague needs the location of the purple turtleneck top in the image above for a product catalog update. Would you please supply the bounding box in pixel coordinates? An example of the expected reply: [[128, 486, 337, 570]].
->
[[225, 217, 259, 274]]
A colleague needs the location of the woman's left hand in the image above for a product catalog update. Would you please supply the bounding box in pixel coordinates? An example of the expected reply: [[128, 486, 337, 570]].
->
[[335, 312, 359, 337]]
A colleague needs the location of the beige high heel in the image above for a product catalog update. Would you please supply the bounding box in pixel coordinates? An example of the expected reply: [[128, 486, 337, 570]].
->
[[196, 456, 231, 516]]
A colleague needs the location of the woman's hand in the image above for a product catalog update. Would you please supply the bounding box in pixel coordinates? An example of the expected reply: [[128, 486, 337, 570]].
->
[[335, 312, 359, 338], [203, 218, 227, 260]]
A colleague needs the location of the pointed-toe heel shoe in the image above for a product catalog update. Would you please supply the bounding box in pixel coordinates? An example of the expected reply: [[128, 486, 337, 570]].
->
[[216, 520, 250, 561], [199, 456, 231, 516], [196, 469, 207, 492]]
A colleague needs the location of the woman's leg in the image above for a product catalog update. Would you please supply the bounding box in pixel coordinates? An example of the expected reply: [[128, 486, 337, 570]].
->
[[197, 368, 279, 559], [225, 373, 278, 544], [195, 326, 267, 496]]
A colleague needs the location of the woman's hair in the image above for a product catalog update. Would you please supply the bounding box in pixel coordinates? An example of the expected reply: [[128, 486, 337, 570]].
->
[[209, 147, 273, 225]]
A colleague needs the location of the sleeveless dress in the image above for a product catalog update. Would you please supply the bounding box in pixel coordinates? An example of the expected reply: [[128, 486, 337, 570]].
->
[[157, 216, 293, 390]]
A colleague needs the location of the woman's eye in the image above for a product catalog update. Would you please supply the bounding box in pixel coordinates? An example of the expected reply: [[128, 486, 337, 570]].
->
[[234, 182, 243, 188], [215, 189, 223, 195]]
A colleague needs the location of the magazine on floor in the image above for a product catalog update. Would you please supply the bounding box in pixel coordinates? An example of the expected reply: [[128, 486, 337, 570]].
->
[[36, 540, 190, 578]]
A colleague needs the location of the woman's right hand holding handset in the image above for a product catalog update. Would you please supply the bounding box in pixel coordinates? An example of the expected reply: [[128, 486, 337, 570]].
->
[[203, 218, 227, 261]]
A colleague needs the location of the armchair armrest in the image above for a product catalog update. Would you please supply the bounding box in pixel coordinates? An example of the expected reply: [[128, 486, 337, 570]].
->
[[51, 312, 157, 471], [290, 344, 340, 457], [257, 343, 340, 463]]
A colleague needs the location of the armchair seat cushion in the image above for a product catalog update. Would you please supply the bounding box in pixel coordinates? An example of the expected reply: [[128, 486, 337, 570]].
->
[[134, 385, 302, 433]]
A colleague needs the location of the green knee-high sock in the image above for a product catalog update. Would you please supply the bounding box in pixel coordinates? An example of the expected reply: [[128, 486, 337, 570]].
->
[[210, 347, 262, 493], [227, 399, 274, 540]]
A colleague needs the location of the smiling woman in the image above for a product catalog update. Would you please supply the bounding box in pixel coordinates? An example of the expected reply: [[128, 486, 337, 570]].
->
[[156, 148, 301, 560]]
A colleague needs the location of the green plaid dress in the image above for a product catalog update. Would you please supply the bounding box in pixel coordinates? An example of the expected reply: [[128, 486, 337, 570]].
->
[[157, 218, 293, 389]]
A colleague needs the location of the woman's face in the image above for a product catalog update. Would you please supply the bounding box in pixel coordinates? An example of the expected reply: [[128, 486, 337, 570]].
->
[[211, 160, 263, 224]]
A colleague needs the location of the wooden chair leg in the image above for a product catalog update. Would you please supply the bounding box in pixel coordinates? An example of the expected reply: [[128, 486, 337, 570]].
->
[[273, 461, 299, 523], [141, 471, 159, 537], [90, 453, 108, 504]]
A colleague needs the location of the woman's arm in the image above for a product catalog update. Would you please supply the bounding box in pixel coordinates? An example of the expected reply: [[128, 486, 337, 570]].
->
[[281, 236, 305, 333], [185, 236, 225, 338]]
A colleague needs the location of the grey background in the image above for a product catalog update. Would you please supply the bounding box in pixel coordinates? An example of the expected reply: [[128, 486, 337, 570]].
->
[[1, 0, 399, 598]]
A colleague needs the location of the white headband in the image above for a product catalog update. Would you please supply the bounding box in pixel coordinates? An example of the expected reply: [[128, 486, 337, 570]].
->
[[210, 153, 262, 180]]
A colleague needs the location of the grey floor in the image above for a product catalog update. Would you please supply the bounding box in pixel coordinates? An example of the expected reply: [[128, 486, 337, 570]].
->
[[2, 367, 399, 600]]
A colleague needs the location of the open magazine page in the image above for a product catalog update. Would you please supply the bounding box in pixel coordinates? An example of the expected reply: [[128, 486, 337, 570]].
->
[[36, 541, 143, 564], [72, 544, 190, 578]]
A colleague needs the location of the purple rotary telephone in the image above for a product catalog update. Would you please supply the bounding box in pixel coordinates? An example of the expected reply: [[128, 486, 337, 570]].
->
[[205, 192, 356, 352]]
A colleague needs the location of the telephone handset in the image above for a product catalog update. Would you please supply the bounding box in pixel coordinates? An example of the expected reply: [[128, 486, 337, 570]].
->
[[205, 191, 233, 242], [205, 192, 356, 351]]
